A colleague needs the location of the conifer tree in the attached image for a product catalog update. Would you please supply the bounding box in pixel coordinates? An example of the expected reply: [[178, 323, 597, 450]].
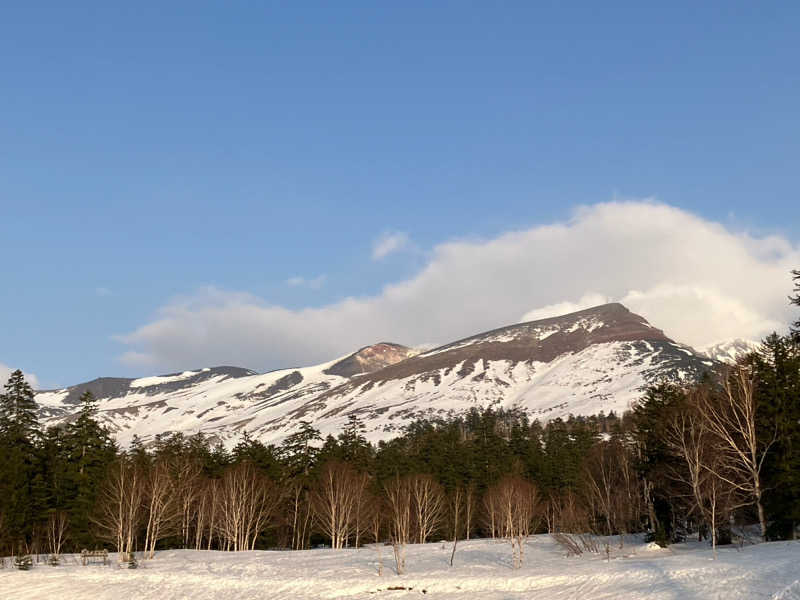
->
[[754, 276, 800, 538], [0, 370, 41, 544], [0, 369, 39, 441], [232, 431, 283, 479], [337, 414, 372, 469], [64, 391, 116, 548], [281, 421, 322, 477], [791, 269, 800, 341]]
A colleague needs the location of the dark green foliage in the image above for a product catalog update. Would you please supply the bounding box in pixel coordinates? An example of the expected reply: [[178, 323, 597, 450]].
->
[[281, 420, 322, 477], [630, 382, 690, 539], [0, 378, 117, 553], [61, 391, 117, 548], [371, 407, 600, 504], [754, 334, 800, 538], [756, 271, 800, 538], [0, 370, 38, 440], [0, 370, 43, 545], [335, 414, 372, 470], [791, 269, 800, 341], [232, 431, 283, 480]]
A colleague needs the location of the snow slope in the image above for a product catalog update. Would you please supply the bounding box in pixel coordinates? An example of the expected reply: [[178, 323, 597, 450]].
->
[[38, 361, 350, 447], [2, 536, 799, 599], [35, 304, 719, 447], [700, 338, 761, 364]]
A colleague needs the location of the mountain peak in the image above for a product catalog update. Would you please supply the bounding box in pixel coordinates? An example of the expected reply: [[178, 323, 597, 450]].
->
[[418, 302, 666, 358], [323, 342, 416, 377], [520, 302, 639, 325]]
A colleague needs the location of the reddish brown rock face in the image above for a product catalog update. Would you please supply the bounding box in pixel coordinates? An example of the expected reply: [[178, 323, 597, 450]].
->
[[324, 343, 417, 378]]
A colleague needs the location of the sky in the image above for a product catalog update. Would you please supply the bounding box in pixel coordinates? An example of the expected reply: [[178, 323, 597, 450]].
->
[[1, 2, 799, 389]]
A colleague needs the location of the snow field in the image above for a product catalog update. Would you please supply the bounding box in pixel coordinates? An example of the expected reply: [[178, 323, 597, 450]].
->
[[2, 535, 799, 599]]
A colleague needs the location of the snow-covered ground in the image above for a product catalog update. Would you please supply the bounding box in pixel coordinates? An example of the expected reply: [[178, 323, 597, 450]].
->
[[2, 535, 799, 599]]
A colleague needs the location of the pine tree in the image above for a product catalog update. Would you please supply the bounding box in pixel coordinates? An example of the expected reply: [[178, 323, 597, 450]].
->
[[62, 391, 117, 548], [0, 370, 39, 441], [630, 383, 690, 541], [337, 414, 372, 469], [791, 269, 800, 341], [281, 421, 322, 477], [755, 334, 800, 538], [232, 431, 283, 479], [0, 370, 42, 543]]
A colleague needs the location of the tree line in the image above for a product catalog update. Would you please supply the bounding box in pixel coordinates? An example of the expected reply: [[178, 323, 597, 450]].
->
[[1, 271, 798, 566]]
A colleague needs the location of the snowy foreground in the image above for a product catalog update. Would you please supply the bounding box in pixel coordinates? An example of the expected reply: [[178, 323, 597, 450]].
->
[[2, 535, 800, 600]]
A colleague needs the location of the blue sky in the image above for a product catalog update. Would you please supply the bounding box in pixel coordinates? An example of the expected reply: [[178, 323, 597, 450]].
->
[[1, 2, 799, 388]]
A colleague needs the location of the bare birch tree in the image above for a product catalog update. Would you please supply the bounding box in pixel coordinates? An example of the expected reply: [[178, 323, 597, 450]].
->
[[352, 471, 373, 548], [206, 478, 222, 550], [311, 461, 368, 549], [698, 366, 776, 540], [483, 486, 500, 539], [143, 459, 180, 559], [217, 462, 282, 551], [369, 497, 383, 544], [464, 483, 476, 540], [583, 441, 618, 536], [384, 475, 412, 574], [584, 438, 642, 545], [409, 474, 444, 544], [46, 511, 68, 559], [286, 479, 314, 550], [488, 476, 541, 568], [93, 459, 145, 561], [667, 397, 744, 557], [448, 486, 464, 566], [173, 457, 202, 548]]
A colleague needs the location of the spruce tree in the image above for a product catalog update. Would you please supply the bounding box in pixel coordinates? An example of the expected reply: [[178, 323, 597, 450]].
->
[[755, 274, 800, 538], [0, 370, 39, 441], [0, 370, 41, 543], [281, 421, 322, 477], [337, 414, 372, 469], [232, 431, 283, 479], [791, 269, 800, 341], [63, 391, 116, 548]]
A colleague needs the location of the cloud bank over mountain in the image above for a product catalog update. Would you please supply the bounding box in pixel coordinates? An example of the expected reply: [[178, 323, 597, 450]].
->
[[118, 201, 799, 372]]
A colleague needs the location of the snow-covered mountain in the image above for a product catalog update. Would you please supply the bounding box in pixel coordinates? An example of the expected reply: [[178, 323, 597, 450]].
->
[[35, 303, 718, 446], [699, 338, 761, 364]]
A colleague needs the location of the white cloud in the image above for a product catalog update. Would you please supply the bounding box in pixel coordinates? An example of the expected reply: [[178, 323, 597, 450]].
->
[[118, 201, 800, 372], [0, 363, 39, 390], [286, 275, 327, 290], [372, 231, 410, 260], [95, 286, 112, 297], [521, 293, 611, 322]]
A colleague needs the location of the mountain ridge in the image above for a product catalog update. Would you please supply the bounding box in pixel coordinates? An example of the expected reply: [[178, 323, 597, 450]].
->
[[34, 303, 718, 446]]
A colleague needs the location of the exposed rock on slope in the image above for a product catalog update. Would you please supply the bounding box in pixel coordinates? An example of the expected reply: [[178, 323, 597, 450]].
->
[[324, 343, 416, 377]]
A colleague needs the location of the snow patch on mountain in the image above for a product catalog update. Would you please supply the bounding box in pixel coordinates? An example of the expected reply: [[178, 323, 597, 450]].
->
[[700, 338, 761, 363], [130, 369, 211, 388]]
